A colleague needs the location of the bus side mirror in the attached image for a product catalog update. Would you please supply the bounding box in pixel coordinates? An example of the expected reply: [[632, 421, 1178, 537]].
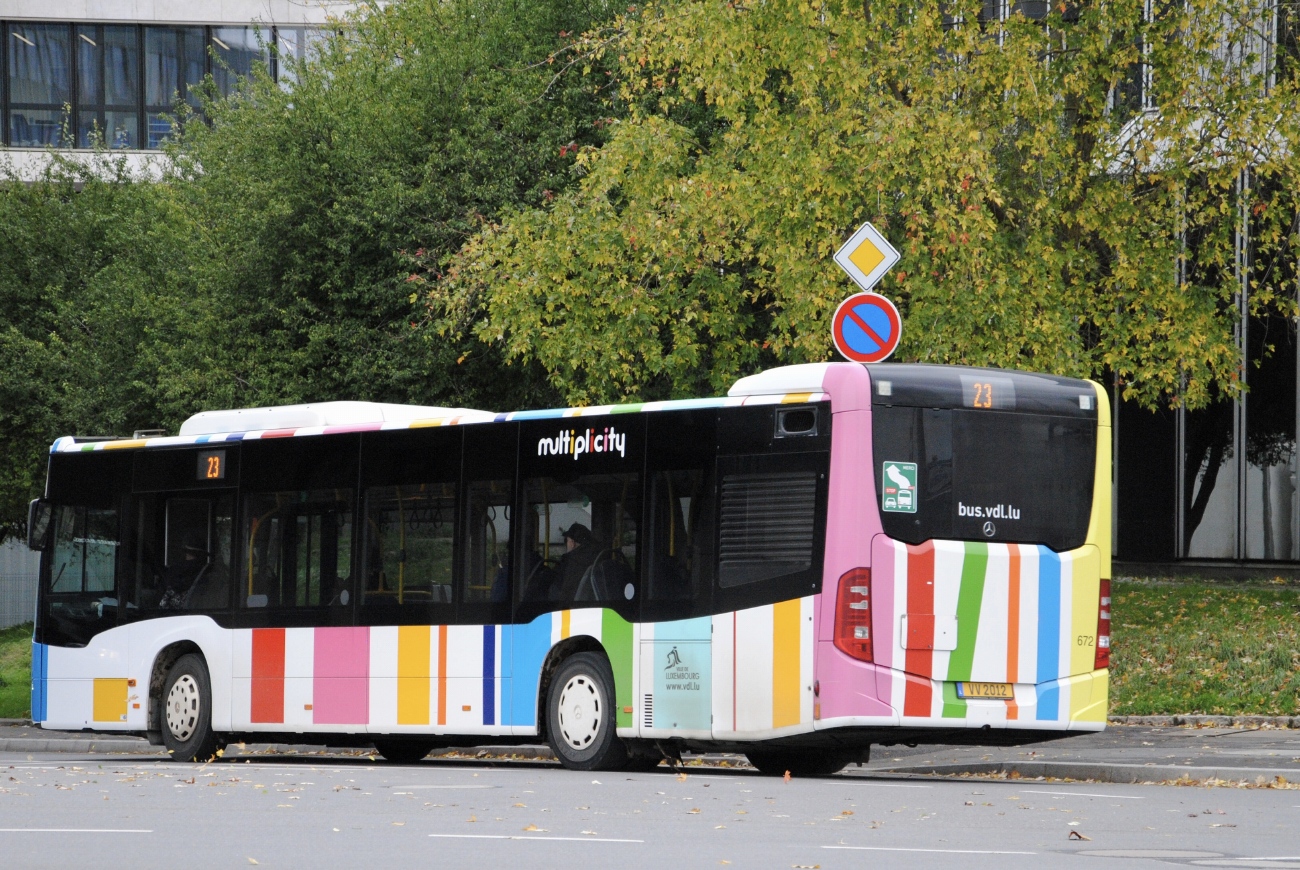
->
[[28, 499, 52, 551]]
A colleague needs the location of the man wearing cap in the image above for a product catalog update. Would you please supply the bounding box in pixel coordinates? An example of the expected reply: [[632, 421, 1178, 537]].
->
[[554, 522, 602, 601]]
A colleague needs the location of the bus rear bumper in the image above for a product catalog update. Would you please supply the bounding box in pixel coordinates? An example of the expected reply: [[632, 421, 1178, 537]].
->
[[815, 662, 1108, 732]]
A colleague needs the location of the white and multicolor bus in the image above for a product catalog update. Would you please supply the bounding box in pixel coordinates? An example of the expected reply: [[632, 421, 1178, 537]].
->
[[26, 362, 1111, 774]]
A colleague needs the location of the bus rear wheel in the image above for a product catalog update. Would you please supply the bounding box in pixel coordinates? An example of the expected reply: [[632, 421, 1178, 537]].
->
[[745, 749, 851, 778], [161, 653, 224, 763], [372, 740, 436, 764], [546, 652, 627, 771]]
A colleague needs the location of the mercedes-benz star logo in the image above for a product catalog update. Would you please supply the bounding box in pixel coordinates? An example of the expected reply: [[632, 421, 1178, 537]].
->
[[982, 521, 996, 537]]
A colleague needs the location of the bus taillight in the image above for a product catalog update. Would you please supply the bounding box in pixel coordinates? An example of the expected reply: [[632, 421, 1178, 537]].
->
[[833, 568, 873, 662], [1094, 578, 1111, 670]]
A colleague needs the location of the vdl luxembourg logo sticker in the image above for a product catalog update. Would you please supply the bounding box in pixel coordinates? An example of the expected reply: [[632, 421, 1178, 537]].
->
[[537, 426, 627, 460], [881, 461, 917, 514]]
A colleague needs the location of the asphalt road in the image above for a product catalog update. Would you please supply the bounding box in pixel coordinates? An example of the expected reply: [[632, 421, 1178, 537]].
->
[[2, 752, 1298, 870]]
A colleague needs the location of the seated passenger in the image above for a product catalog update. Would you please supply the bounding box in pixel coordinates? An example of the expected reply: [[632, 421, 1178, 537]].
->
[[554, 523, 602, 602]]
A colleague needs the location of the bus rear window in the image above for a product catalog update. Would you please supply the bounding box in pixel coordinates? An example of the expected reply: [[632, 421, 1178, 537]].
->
[[873, 406, 1096, 551]]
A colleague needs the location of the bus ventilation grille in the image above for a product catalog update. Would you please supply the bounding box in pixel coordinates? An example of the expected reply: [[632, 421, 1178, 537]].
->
[[643, 695, 654, 728]]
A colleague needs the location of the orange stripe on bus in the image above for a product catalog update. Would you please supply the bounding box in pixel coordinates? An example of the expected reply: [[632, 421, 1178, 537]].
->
[[437, 625, 448, 726], [1007, 544, 1021, 685]]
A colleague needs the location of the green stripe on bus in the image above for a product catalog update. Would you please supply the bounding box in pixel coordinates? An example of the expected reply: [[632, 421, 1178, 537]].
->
[[610, 404, 644, 414], [948, 541, 988, 682], [602, 609, 634, 728], [940, 680, 966, 718]]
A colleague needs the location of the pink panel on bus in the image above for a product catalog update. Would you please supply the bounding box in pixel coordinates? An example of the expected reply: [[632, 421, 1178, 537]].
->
[[813, 364, 892, 718], [313, 627, 370, 725]]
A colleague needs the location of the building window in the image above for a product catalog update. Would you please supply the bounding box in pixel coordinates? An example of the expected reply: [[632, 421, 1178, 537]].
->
[[77, 25, 139, 148], [8, 23, 72, 147], [2, 20, 322, 150], [211, 27, 270, 97], [143, 26, 204, 147]]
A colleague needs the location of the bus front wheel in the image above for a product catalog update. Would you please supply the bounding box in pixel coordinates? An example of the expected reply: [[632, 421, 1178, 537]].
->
[[161, 653, 224, 763], [546, 652, 627, 771], [745, 749, 851, 778]]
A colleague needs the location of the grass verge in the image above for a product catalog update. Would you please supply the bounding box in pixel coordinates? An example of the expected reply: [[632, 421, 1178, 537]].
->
[[0, 623, 32, 719], [1110, 577, 1300, 716]]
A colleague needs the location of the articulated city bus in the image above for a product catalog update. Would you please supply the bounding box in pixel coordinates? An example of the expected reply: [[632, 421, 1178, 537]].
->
[[27, 362, 1111, 774]]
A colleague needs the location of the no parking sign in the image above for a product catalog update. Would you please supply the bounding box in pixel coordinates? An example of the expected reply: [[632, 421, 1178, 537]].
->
[[831, 292, 902, 363]]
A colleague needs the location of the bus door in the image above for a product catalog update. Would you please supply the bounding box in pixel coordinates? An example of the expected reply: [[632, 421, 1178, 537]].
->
[[638, 409, 717, 740]]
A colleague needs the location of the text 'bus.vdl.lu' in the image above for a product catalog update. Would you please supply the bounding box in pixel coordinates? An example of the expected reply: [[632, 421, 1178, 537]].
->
[[27, 362, 1112, 775]]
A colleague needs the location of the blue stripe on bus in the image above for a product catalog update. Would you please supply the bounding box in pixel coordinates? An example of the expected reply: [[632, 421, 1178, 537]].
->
[[1035, 546, 1062, 721], [31, 642, 47, 723], [482, 625, 496, 726], [508, 409, 568, 421], [505, 616, 552, 728]]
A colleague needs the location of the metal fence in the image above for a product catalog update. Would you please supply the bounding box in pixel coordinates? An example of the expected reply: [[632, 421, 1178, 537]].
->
[[1, 540, 38, 629]]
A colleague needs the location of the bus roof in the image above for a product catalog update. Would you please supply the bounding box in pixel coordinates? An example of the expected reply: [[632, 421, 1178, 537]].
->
[[49, 382, 829, 454]]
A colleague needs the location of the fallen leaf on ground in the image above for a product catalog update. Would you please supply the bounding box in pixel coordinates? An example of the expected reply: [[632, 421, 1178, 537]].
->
[[783, 771, 792, 783], [1068, 831, 1092, 841]]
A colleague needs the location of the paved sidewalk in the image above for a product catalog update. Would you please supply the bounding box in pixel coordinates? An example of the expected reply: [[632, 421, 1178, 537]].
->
[[2, 717, 1297, 784], [860, 722, 1300, 785]]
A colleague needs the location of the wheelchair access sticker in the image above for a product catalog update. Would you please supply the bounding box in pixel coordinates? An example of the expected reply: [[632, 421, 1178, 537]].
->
[[881, 461, 917, 514]]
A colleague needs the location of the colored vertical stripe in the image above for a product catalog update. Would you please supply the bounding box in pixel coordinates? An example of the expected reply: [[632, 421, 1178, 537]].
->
[[251, 628, 286, 723], [1069, 555, 1097, 679], [313, 627, 370, 725], [561, 609, 571, 639], [601, 609, 634, 729], [1035, 546, 1062, 721], [1006, 544, 1021, 685], [1006, 544, 1021, 720], [948, 542, 987, 681], [772, 599, 802, 728], [397, 625, 431, 726], [731, 611, 738, 730], [505, 615, 552, 728], [902, 542, 935, 717], [437, 625, 448, 726], [482, 625, 496, 725], [31, 642, 47, 723]]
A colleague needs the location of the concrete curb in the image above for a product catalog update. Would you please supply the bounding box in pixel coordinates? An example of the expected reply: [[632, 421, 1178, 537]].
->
[[0, 736, 164, 754], [880, 760, 1300, 785]]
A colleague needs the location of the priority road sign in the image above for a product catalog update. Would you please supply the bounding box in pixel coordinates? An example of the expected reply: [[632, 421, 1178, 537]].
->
[[831, 292, 901, 363], [833, 221, 901, 292]]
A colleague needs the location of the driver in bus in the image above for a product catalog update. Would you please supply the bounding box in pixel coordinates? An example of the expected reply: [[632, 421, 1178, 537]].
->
[[159, 530, 209, 609], [554, 522, 601, 601]]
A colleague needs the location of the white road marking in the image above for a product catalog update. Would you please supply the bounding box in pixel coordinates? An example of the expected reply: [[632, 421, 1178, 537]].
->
[[1019, 789, 1144, 800], [429, 834, 643, 843], [824, 846, 1036, 855], [398, 785, 499, 789], [0, 828, 152, 834]]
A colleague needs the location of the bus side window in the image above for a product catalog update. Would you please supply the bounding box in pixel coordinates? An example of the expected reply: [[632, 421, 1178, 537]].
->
[[463, 479, 512, 604], [518, 472, 639, 609], [132, 494, 234, 612], [362, 483, 456, 611], [647, 469, 710, 604], [243, 490, 353, 609]]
